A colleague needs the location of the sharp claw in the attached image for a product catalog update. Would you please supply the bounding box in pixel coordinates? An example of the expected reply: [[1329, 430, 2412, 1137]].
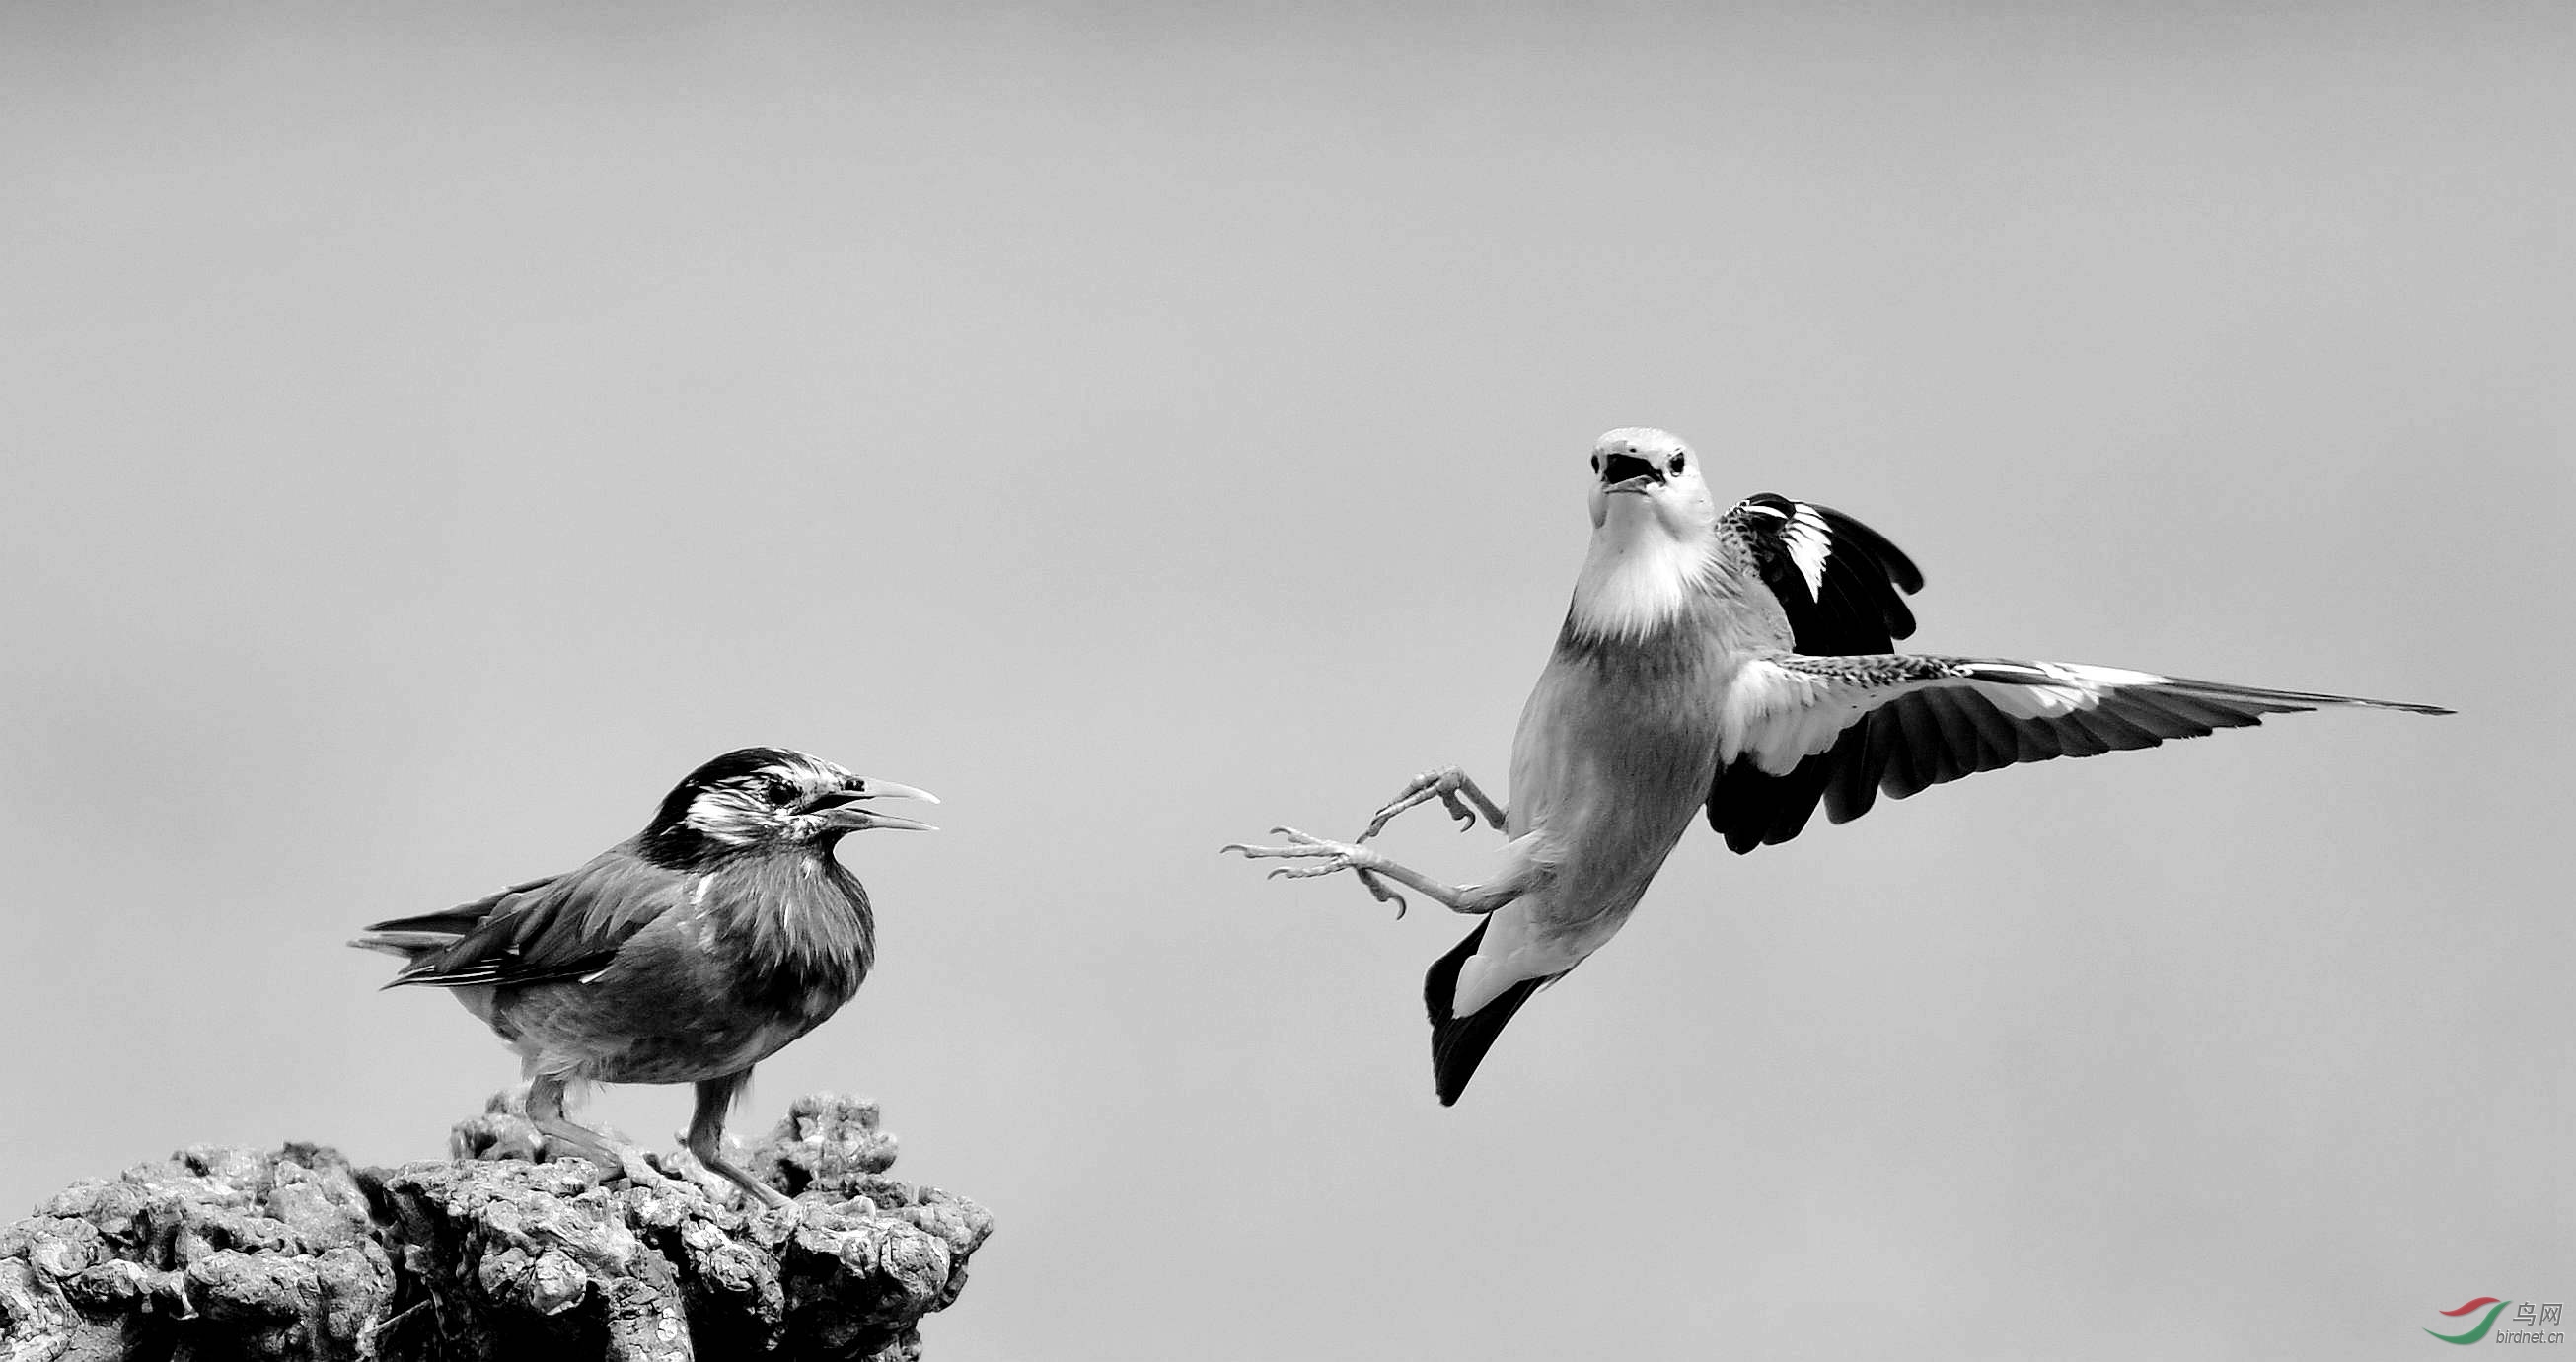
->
[[1355, 870, 1409, 919]]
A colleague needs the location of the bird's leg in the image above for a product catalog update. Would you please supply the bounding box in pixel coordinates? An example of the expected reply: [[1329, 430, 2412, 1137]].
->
[[1222, 826, 1524, 918], [526, 1073, 669, 1190], [687, 1074, 793, 1211], [1359, 766, 1508, 842]]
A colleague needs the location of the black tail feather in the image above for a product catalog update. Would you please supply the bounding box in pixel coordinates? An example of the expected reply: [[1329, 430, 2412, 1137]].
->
[[1424, 922, 1550, 1107]]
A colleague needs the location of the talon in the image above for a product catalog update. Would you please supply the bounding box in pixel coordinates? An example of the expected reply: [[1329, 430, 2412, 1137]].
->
[[1356, 869, 1410, 918]]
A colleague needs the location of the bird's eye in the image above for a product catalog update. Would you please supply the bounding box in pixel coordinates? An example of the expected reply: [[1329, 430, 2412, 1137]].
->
[[757, 774, 795, 804], [1589, 455, 1601, 472], [1666, 454, 1686, 475]]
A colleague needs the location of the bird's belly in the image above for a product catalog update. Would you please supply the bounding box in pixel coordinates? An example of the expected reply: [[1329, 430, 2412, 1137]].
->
[[1511, 642, 1729, 835], [490, 975, 847, 1085], [1477, 641, 1729, 997]]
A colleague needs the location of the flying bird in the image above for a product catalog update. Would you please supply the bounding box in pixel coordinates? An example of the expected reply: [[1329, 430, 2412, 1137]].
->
[[1226, 428, 2448, 1106], [353, 746, 936, 1206]]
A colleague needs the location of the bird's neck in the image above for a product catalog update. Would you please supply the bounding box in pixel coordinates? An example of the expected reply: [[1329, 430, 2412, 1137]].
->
[[1566, 518, 1721, 644], [635, 823, 735, 872]]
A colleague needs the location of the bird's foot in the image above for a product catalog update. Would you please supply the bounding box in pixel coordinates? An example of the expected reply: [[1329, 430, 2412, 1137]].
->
[[528, 1110, 673, 1193], [704, 1155, 796, 1215], [658, 1145, 751, 1204], [538, 1136, 674, 1193], [1360, 767, 1506, 843], [1224, 825, 1394, 900], [1222, 826, 1486, 918], [612, 1147, 678, 1192]]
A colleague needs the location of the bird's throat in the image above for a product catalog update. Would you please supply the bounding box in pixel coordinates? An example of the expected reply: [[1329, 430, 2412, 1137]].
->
[[1567, 512, 1719, 643]]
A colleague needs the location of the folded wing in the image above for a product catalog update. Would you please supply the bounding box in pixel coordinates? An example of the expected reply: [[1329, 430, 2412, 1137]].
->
[[356, 852, 687, 990]]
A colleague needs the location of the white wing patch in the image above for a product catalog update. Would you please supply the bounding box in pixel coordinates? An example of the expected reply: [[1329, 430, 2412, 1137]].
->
[[1962, 662, 2171, 720], [1782, 502, 1833, 602]]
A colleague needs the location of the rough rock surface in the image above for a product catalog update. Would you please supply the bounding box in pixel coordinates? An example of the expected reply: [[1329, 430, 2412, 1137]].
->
[[0, 1094, 991, 1362]]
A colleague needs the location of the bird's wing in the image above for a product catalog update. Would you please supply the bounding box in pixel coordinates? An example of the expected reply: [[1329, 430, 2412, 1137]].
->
[[380, 850, 688, 989], [1705, 496, 1926, 849], [1711, 653, 2450, 848], [351, 874, 565, 958], [1723, 493, 1924, 654]]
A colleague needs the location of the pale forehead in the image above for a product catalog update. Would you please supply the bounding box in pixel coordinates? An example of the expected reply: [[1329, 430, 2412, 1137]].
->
[[1593, 427, 1693, 459]]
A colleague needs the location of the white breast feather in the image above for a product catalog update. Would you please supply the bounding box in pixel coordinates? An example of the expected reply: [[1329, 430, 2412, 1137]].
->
[[1569, 530, 1721, 641]]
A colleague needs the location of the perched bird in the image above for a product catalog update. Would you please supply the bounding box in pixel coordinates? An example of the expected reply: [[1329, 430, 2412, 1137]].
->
[[1226, 427, 2449, 1106], [353, 747, 937, 1206]]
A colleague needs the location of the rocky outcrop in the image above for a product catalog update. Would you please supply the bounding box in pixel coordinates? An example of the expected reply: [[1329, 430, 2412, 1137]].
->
[[0, 1095, 991, 1362]]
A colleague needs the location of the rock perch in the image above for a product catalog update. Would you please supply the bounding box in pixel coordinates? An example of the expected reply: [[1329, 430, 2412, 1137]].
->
[[0, 1094, 991, 1361]]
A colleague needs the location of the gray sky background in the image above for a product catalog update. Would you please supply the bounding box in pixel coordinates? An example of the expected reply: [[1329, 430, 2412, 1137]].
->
[[4, 5, 2569, 1358]]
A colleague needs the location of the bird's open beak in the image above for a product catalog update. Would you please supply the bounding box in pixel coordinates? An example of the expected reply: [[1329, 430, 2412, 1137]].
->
[[1599, 452, 1664, 495], [805, 778, 941, 833]]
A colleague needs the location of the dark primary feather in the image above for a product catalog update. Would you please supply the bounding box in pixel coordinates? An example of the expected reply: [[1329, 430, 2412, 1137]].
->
[[1707, 496, 1927, 852], [1800, 659, 2449, 825], [1425, 922, 1554, 1107]]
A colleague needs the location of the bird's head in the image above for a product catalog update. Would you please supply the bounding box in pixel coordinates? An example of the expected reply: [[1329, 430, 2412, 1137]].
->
[[1567, 427, 1726, 642], [1585, 427, 1717, 538], [640, 746, 938, 867]]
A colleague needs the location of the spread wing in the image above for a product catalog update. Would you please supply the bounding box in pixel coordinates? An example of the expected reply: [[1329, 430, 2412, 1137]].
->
[[1704, 494, 2448, 850], [1704, 495, 1925, 850], [1715, 653, 2451, 843], [366, 848, 689, 989]]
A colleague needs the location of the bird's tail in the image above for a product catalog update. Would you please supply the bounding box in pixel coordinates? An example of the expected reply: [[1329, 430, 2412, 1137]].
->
[[1425, 921, 1551, 1107], [346, 908, 481, 963]]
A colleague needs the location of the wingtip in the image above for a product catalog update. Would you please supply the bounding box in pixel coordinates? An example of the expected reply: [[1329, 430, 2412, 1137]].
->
[[2322, 695, 2454, 716]]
